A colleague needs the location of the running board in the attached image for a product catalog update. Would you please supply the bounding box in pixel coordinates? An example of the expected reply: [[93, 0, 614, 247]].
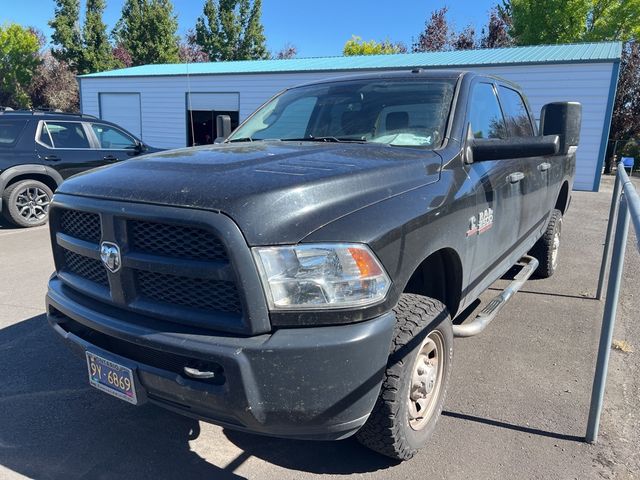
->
[[453, 255, 539, 338]]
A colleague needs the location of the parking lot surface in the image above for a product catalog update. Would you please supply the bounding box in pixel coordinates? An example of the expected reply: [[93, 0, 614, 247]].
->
[[0, 176, 638, 480]]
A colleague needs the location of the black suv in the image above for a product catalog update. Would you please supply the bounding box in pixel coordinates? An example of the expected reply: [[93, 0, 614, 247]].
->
[[0, 110, 157, 227]]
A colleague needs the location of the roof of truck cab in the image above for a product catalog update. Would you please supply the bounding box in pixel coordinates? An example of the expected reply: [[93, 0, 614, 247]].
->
[[79, 42, 622, 79]]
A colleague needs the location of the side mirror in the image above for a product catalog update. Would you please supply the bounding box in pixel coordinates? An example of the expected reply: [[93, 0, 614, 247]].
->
[[215, 114, 232, 142], [470, 135, 559, 162], [540, 102, 582, 155]]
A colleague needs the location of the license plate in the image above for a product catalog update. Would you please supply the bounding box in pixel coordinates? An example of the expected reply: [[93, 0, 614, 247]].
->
[[86, 351, 138, 404]]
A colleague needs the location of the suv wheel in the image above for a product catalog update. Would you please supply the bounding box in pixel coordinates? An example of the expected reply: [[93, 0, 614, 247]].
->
[[356, 294, 453, 460], [2, 180, 53, 227]]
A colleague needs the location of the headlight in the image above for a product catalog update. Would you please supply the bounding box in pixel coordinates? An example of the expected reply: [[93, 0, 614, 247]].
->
[[252, 243, 391, 310]]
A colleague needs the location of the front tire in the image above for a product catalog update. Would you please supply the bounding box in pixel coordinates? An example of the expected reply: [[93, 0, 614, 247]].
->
[[530, 209, 563, 278], [356, 294, 453, 460], [2, 180, 53, 228]]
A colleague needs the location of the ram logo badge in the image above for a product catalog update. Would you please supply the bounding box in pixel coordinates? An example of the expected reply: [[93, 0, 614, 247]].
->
[[466, 208, 494, 237], [100, 242, 121, 273]]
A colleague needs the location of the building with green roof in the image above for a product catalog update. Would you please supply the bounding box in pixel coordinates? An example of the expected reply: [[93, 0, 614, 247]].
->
[[78, 42, 621, 191]]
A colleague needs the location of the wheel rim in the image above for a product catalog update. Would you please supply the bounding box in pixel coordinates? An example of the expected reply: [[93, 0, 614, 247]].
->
[[407, 330, 445, 431], [551, 218, 562, 269], [15, 186, 50, 223]]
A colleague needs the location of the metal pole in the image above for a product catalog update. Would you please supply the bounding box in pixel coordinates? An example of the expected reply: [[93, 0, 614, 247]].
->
[[596, 175, 622, 300], [586, 194, 630, 443]]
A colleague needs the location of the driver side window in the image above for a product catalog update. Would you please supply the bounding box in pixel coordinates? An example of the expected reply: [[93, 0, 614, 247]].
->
[[468, 83, 507, 139]]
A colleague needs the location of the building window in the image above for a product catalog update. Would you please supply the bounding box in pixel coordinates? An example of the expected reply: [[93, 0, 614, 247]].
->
[[187, 110, 240, 146]]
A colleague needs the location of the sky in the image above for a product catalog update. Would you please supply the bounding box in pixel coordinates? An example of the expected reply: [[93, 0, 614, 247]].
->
[[1, 0, 496, 58]]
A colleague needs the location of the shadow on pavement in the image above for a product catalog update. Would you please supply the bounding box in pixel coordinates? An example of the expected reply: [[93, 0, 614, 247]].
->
[[0, 315, 245, 480], [442, 411, 585, 442], [222, 429, 397, 474], [0, 315, 396, 479]]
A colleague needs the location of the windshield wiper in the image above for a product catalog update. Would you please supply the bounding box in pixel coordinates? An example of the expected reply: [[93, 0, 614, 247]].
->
[[227, 137, 254, 143], [281, 136, 367, 143]]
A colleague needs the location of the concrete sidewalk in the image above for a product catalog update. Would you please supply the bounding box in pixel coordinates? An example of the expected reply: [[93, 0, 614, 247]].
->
[[0, 175, 637, 480]]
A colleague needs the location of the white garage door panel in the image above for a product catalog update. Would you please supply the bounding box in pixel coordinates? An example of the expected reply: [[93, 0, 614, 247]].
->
[[187, 93, 239, 111], [99, 93, 142, 139]]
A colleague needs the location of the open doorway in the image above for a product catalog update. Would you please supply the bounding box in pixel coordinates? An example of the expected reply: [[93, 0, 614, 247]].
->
[[186, 110, 239, 146]]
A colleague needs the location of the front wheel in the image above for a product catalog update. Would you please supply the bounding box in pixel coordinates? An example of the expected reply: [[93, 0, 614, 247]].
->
[[2, 180, 53, 228], [356, 294, 453, 460]]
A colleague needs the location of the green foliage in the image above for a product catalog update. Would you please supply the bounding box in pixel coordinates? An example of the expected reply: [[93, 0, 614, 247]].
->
[[49, 0, 82, 68], [510, 0, 591, 45], [114, 0, 180, 66], [194, 0, 269, 61], [343, 36, 406, 56], [509, 0, 640, 45], [0, 23, 41, 108], [585, 0, 640, 41], [80, 0, 118, 73]]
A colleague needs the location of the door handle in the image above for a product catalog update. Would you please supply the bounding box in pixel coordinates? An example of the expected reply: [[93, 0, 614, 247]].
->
[[44, 155, 61, 161], [538, 162, 551, 172], [103, 155, 118, 162], [507, 172, 525, 184]]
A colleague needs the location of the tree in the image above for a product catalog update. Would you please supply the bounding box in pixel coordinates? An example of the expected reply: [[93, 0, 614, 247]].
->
[[112, 43, 133, 67], [452, 26, 477, 50], [343, 36, 406, 56], [49, 0, 82, 68], [413, 7, 450, 52], [180, 31, 210, 63], [114, 0, 180, 66], [0, 24, 41, 108], [605, 42, 640, 172], [481, 4, 514, 48], [79, 0, 117, 73], [194, 0, 269, 61], [29, 51, 79, 112], [510, 0, 591, 45], [274, 43, 297, 59], [585, 0, 640, 41]]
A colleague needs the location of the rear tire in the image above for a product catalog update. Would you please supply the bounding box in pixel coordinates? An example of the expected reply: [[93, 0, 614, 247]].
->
[[2, 180, 53, 228], [356, 294, 453, 460], [530, 209, 563, 278]]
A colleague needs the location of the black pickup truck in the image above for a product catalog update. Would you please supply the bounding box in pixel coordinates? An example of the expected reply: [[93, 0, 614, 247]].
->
[[45, 70, 580, 460]]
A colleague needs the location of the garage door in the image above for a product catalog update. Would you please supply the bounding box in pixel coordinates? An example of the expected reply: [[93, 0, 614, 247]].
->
[[99, 93, 142, 139]]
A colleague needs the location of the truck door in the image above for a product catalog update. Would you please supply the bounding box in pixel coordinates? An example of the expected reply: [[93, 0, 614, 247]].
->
[[496, 85, 550, 241], [465, 82, 524, 291]]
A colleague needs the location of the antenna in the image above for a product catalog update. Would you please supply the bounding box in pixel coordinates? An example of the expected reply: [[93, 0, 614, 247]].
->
[[186, 56, 195, 147]]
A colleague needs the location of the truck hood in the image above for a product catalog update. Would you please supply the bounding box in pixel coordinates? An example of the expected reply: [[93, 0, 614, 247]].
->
[[57, 142, 442, 245]]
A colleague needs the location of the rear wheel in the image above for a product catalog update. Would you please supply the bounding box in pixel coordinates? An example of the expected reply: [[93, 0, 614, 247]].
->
[[530, 209, 563, 278], [2, 180, 53, 227], [356, 294, 453, 460]]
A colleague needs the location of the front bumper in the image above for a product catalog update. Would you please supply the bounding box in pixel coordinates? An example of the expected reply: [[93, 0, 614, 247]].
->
[[46, 276, 395, 440]]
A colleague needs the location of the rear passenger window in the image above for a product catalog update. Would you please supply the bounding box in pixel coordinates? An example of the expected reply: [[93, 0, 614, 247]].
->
[[42, 121, 90, 149], [468, 83, 506, 139], [0, 120, 28, 147], [498, 86, 534, 137]]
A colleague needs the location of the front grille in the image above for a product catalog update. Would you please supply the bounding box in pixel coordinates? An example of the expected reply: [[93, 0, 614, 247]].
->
[[129, 220, 228, 261], [137, 270, 242, 313], [60, 210, 101, 243], [64, 250, 109, 286], [52, 204, 251, 333]]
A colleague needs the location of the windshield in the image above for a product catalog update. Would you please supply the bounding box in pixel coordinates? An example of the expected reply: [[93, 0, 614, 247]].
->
[[228, 78, 456, 148]]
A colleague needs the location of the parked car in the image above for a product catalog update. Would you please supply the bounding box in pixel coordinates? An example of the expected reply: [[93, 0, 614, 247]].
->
[[0, 110, 159, 227], [45, 70, 580, 460]]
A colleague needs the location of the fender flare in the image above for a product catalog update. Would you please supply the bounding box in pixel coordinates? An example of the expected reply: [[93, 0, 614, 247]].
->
[[0, 165, 63, 210]]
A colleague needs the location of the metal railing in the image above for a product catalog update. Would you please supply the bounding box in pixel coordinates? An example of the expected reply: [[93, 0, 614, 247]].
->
[[587, 162, 640, 443]]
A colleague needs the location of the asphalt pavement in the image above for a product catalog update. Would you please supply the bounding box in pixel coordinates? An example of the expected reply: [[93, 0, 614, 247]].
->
[[0, 175, 638, 480]]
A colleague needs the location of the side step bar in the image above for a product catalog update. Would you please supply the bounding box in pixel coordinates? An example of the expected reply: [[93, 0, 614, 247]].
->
[[453, 255, 539, 338]]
